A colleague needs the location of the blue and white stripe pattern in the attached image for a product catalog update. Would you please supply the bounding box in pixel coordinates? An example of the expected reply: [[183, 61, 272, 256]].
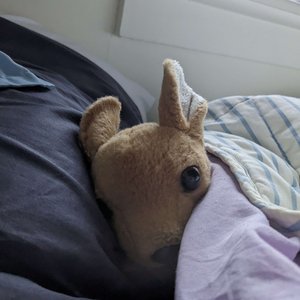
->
[[204, 95, 300, 236]]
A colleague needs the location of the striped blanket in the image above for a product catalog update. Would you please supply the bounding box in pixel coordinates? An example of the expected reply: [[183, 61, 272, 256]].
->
[[204, 95, 300, 236]]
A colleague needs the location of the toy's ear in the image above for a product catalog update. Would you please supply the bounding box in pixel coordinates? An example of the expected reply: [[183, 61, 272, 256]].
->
[[79, 96, 121, 160], [159, 59, 207, 141]]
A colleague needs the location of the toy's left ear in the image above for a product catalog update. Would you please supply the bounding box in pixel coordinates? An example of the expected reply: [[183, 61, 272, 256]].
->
[[159, 59, 207, 141], [79, 96, 121, 160]]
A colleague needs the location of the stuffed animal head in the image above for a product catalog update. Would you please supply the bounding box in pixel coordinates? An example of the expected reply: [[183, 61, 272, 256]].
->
[[79, 59, 211, 267]]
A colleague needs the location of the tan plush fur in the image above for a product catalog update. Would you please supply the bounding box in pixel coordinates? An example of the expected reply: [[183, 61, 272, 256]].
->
[[79, 59, 211, 266]]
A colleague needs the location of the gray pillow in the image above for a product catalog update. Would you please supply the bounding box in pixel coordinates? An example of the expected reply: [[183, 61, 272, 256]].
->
[[0, 14, 155, 121]]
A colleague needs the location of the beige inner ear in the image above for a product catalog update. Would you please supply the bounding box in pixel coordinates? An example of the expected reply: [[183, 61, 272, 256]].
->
[[79, 96, 121, 160]]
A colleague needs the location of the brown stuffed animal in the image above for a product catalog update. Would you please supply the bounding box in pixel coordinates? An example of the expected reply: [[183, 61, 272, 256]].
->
[[79, 59, 211, 267]]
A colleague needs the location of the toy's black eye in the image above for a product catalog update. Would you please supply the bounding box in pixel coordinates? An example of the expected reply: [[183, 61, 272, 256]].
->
[[181, 166, 201, 192]]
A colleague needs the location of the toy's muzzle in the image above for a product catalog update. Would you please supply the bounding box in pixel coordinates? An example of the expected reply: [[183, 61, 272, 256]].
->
[[151, 244, 180, 267]]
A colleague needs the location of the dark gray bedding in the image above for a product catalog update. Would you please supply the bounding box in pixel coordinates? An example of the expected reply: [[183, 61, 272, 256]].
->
[[0, 17, 172, 300]]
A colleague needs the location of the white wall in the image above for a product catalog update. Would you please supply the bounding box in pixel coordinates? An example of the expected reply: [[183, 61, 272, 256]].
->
[[1, 0, 300, 112]]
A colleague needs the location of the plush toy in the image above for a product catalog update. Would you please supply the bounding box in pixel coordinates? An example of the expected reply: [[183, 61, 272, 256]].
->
[[79, 59, 211, 267]]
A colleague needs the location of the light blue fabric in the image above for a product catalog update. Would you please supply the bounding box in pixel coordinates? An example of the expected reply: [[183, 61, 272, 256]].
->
[[0, 51, 54, 88], [204, 95, 300, 236]]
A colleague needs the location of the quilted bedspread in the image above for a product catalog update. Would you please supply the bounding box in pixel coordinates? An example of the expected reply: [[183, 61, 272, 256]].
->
[[205, 95, 300, 235]]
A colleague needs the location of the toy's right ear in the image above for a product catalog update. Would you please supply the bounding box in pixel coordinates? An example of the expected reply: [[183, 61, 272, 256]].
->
[[79, 96, 121, 160], [159, 59, 207, 142]]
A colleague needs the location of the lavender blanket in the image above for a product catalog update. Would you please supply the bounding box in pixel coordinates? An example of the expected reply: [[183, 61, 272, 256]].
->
[[176, 155, 300, 300]]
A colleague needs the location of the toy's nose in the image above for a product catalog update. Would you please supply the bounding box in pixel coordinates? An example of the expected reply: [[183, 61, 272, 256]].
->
[[151, 244, 180, 266]]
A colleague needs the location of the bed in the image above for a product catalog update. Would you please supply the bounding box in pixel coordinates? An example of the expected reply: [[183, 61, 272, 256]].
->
[[1, 15, 300, 300]]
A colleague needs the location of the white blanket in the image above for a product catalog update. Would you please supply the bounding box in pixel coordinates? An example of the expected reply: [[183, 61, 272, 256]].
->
[[205, 95, 300, 236]]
